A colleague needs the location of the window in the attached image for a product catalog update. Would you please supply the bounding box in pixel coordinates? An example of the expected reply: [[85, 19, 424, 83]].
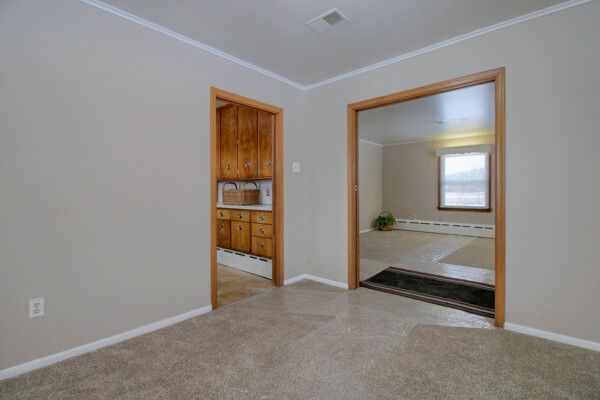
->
[[439, 151, 490, 211]]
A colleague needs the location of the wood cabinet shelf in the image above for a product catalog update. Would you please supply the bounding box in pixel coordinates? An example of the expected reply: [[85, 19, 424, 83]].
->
[[217, 208, 272, 259]]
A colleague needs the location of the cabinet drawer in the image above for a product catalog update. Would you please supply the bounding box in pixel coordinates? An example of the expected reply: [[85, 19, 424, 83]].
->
[[231, 210, 250, 222], [231, 221, 251, 253], [251, 211, 272, 224], [216, 208, 231, 220], [251, 236, 272, 258], [251, 223, 272, 238]]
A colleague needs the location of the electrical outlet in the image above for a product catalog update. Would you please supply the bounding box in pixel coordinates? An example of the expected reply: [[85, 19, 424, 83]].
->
[[29, 297, 44, 318], [412, 215, 417, 220], [292, 162, 301, 173]]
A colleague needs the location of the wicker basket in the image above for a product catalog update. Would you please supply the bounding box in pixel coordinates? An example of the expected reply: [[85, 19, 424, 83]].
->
[[222, 182, 260, 205]]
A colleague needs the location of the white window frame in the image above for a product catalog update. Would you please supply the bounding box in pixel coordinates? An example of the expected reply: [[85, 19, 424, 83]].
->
[[437, 146, 492, 212]]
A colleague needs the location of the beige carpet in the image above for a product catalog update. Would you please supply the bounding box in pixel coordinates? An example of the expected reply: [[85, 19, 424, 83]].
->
[[440, 237, 495, 270], [1, 281, 598, 399]]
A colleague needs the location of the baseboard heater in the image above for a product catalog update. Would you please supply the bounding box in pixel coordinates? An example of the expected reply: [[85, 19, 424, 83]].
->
[[217, 248, 272, 279], [395, 219, 495, 238]]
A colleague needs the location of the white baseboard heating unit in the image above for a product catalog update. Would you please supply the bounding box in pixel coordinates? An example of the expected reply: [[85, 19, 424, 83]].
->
[[217, 248, 272, 279], [395, 219, 495, 238]]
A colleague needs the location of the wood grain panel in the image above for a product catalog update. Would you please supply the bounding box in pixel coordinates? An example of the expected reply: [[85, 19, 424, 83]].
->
[[219, 105, 238, 179], [217, 219, 231, 248], [231, 210, 250, 222], [257, 111, 274, 178], [217, 208, 230, 220], [231, 221, 251, 253], [251, 223, 272, 238], [251, 210, 272, 224], [252, 236, 273, 258], [237, 105, 258, 179]]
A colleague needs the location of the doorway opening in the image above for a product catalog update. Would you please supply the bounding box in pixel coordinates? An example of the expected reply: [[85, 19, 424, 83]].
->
[[210, 88, 284, 309], [347, 69, 505, 326]]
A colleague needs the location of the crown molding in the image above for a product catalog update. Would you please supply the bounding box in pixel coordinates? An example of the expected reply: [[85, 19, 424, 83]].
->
[[78, 0, 305, 90], [358, 138, 383, 147], [304, 0, 593, 90], [80, 0, 591, 91]]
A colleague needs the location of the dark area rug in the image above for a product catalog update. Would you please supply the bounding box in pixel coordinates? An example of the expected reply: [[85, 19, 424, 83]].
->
[[361, 267, 495, 317]]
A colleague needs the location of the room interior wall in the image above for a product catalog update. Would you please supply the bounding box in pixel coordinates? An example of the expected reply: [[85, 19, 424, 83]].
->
[[0, 0, 306, 370], [381, 134, 495, 225], [305, 1, 600, 343], [358, 140, 382, 231]]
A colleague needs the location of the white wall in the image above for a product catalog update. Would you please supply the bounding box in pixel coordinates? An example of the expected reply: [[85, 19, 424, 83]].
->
[[382, 135, 495, 225], [0, 0, 306, 369], [358, 140, 382, 231], [306, 2, 600, 343]]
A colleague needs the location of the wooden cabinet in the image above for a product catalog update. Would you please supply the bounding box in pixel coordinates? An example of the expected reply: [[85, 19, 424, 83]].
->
[[217, 208, 272, 259], [217, 104, 273, 179], [237, 106, 258, 179], [231, 221, 251, 253], [251, 223, 272, 238], [251, 210, 272, 224], [217, 219, 231, 248], [217, 209, 230, 220], [257, 111, 274, 178], [231, 210, 250, 222], [251, 237, 272, 258], [219, 105, 238, 179]]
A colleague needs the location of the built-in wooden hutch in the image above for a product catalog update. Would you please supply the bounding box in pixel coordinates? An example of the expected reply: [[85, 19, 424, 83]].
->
[[215, 101, 276, 279]]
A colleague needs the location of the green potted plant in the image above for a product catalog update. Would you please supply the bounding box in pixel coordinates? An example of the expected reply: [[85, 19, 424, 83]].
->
[[374, 211, 396, 231]]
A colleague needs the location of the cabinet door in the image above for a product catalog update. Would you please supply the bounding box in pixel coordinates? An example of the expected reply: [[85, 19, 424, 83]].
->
[[217, 219, 231, 248], [237, 105, 258, 179], [231, 221, 251, 253], [219, 105, 238, 179], [257, 111, 274, 178]]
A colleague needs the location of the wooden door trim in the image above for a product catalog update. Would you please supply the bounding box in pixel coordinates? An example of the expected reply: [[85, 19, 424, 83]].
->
[[210, 87, 284, 309], [347, 68, 506, 327]]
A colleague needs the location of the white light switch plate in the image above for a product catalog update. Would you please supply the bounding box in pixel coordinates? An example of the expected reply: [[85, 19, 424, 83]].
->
[[292, 162, 301, 173]]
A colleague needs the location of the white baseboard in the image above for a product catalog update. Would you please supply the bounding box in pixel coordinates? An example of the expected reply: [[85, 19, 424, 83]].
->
[[217, 247, 272, 279], [505, 322, 600, 352], [359, 228, 374, 234], [395, 218, 495, 238], [0, 305, 213, 381], [284, 274, 348, 289]]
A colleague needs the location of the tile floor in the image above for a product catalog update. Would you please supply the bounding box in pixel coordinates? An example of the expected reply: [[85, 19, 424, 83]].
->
[[217, 264, 273, 307], [360, 230, 495, 284]]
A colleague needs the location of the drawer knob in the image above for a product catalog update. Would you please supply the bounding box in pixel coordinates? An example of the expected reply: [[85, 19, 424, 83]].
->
[[219, 223, 224, 229], [258, 241, 264, 247], [266, 160, 272, 166], [238, 213, 243, 219], [259, 215, 264, 221], [238, 224, 243, 231], [259, 227, 265, 234]]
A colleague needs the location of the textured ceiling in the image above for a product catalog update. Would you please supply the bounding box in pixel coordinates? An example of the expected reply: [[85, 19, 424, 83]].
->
[[359, 82, 495, 145], [100, 0, 564, 85]]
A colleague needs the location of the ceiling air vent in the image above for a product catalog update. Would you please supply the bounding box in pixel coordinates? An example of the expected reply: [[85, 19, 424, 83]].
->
[[306, 9, 349, 34]]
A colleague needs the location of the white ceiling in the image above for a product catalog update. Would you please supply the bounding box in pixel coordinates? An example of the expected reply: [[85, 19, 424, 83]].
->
[[359, 82, 495, 145], [100, 0, 564, 86]]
